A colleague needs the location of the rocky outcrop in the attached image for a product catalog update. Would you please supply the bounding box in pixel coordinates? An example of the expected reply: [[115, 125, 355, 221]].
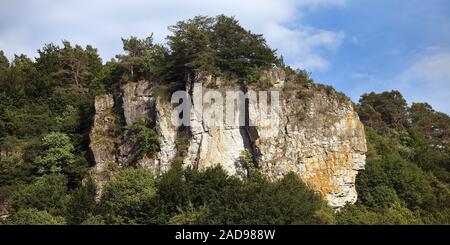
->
[[183, 78, 249, 176], [89, 94, 118, 196], [89, 81, 177, 192], [121, 81, 156, 126], [179, 75, 366, 207], [154, 98, 177, 173], [89, 74, 367, 208], [249, 86, 367, 207]]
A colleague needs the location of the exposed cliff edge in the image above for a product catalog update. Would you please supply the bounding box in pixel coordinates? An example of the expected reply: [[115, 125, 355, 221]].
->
[[89, 81, 176, 195], [89, 71, 367, 207]]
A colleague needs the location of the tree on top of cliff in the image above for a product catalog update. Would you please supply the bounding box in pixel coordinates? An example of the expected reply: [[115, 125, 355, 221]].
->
[[167, 15, 280, 82], [116, 35, 169, 82]]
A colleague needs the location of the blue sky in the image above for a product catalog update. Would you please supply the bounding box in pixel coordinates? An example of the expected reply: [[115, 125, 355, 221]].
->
[[0, 0, 449, 113]]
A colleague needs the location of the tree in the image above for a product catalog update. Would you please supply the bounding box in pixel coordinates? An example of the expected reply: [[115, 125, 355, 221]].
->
[[116, 35, 166, 82], [36, 41, 102, 89], [35, 43, 63, 89], [410, 102, 449, 149], [0, 152, 34, 188], [336, 202, 422, 225], [58, 41, 92, 88], [0, 50, 9, 84], [6, 208, 66, 225], [167, 15, 279, 82], [66, 177, 97, 224], [357, 128, 437, 212], [7, 54, 41, 100], [89, 60, 124, 95], [99, 168, 157, 224], [408, 129, 450, 183], [356, 103, 388, 134], [84, 45, 103, 77], [239, 149, 258, 178], [155, 166, 326, 225], [359, 91, 408, 130], [126, 117, 160, 165], [167, 16, 216, 80], [211, 15, 278, 81], [167, 203, 210, 225], [34, 132, 76, 175], [10, 174, 69, 217]]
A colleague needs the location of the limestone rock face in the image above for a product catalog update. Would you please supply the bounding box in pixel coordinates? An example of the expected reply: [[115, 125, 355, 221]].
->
[[118, 81, 176, 172], [180, 76, 366, 207], [183, 78, 248, 176], [249, 89, 367, 207], [154, 98, 177, 173], [122, 81, 156, 126], [89, 94, 118, 195], [89, 75, 367, 208], [90, 81, 176, 183]]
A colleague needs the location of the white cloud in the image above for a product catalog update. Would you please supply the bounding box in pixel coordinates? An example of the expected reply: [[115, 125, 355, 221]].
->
[[266, 23, 345, 70], [396, 50, 450, 114], [0, 0, 347, 71]]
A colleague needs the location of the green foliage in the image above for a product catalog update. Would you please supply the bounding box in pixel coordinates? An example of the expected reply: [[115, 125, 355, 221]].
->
[[5, 208, 66, 225], [116, 35, 169, 82], [357, 128, 437, 212], [336, 202, 422, 225], [351, 90, 450, 224], [34, 132, 76, 175], [147, 166, 325, 225], [211, 15, 279, 81], [167, 203, 210, 225], [80, 215, 105, 225], [409, 102, 450, 149], [98, 168, 157, 224], [66, 178, 97, 224], [313, 206, 337, 225], [167, 15, 279, 82], [0, 50, 9, 75], [126, 117, 160, 165], [10, 174, 70, 217], [216, 172, 324, 225], [358, 90, 409, 131], [239, 149, 259, 178], [0, 153, 34, 187]]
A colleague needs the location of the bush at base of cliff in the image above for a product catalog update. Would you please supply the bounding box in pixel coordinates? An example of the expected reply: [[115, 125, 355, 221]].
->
[[98, 167, 157, 224], [10, 174, 70, 217], [5, 208, 66, 225], [147, 166, 327, 225]]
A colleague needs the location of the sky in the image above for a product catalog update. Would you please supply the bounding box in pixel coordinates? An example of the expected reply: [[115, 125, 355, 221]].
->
[[0, 0, 449, 114]]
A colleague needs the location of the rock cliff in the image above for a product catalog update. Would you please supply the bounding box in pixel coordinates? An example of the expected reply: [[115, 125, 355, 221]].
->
[[89, 73, 367, 207]]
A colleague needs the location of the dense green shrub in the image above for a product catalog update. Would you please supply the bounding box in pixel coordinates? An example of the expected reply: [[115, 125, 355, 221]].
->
[[98, 168, 157, 224], [10, 174, 70, 217], [5, 208, 66, 225]]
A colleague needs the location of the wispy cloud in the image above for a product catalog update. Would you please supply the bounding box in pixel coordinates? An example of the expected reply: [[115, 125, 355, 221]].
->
[[344, 47, 450, 114], [396, 48, 450, 113], [0, 0, 347, 71]]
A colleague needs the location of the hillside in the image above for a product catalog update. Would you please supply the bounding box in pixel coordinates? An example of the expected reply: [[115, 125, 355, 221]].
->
[[0, 15, 449, 225]]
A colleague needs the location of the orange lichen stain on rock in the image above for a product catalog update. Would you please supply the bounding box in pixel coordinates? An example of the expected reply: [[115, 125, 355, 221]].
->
[[301, 172, 335, 196], [297, 145, 353, 200]]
